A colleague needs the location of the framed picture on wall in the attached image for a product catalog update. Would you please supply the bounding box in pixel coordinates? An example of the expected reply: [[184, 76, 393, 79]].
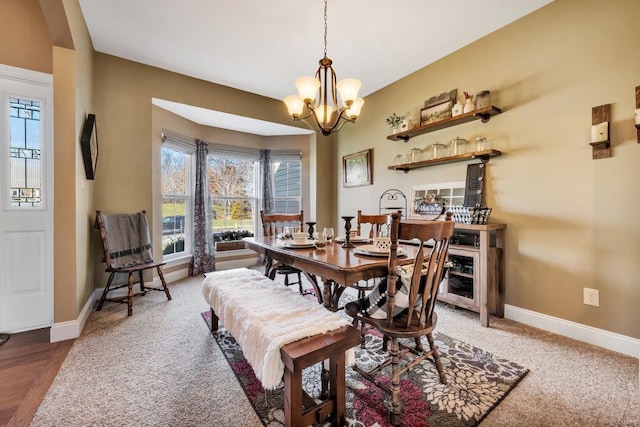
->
[[80, 113, 98, 180], [343, 149, 373, 188], [420, 89, 456, 126]]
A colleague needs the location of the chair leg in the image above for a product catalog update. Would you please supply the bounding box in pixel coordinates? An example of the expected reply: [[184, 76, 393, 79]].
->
[[414, 336, 424, 352], [126, 272, 134, 316], [139, 270, 146, 294], [352, 318, 367, 349], [96, 272, 116, 311], [296, 271, 304, 294], [156, 266, 172, 301], [389, 337, 402, 426], [426, 333, 447, 384]]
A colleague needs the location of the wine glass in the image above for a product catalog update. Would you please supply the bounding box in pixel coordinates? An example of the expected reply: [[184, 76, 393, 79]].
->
[[313, 232, 326, 249], [323, 227, 334, 243], [283, 226, 294, 239]]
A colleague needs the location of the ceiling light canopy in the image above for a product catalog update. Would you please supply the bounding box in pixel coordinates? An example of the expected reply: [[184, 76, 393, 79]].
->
[[283, 0, 363, 136]]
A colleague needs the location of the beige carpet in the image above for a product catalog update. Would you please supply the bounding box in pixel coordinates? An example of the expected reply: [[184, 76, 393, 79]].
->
[[31, 273, 638, 426]]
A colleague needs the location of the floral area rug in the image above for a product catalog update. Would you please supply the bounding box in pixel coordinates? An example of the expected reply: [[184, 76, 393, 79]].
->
[[201, 311, 528, 427]]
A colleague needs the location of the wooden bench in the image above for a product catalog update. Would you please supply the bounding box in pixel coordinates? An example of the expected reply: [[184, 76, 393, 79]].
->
[[203, 268, 360, 427]]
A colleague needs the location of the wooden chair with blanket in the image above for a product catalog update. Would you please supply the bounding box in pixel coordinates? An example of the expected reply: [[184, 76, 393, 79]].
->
[[345, 212, 454, 426], [259, 210, 308, 295], [95, 210, 172, 316]]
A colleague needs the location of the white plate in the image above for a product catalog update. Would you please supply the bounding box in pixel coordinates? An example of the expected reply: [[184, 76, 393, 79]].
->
[[284, 240, 316, 248], [334, 235, 369, 243], [354, 244, 407, 257]]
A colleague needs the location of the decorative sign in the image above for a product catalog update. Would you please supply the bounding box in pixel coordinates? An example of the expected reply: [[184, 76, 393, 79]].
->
[[415, 202, 444, 215]]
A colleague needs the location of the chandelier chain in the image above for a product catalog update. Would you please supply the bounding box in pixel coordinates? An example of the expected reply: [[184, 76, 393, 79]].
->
[[323, 0, 328, 58]]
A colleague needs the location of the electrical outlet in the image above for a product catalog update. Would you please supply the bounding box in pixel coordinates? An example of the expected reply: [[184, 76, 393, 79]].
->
[[583, 288, 599, 307]]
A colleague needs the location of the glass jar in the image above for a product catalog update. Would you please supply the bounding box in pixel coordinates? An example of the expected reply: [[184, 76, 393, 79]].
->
[[449, 137, 468, 156], [394, 154, 404, 165], [428, 143, 447, 159], [475, 91, 491, 109], [475, 137, 489, 152], [408, 147, 422, 163]]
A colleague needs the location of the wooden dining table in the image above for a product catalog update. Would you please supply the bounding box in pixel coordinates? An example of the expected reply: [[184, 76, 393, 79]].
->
[[244, 236, 421, 311]]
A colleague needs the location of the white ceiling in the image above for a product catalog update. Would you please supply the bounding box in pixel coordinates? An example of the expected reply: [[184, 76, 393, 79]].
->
[[79, 0, 553, 135]]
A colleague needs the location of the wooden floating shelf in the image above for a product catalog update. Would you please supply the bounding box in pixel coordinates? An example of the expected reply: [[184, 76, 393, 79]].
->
[[387, 105, 502, 142], [388, 149, 502, 172]]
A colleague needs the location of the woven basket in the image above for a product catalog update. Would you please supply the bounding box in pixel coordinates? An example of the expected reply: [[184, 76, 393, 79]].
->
[[449, 206, 492, 224]]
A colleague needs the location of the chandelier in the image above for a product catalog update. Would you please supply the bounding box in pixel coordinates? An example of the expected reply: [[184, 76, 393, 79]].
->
[[283, 0, 364, 136]]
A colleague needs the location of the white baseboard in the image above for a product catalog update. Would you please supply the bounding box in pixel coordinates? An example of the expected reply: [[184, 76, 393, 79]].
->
[[50, 290, 96, 343], [505, 304, 640, 358], [49, 268, 189, 343]]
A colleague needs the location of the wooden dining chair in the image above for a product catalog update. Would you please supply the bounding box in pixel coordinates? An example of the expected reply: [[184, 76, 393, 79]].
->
[[356, 210, 390, 239], [94, 210, 172, 316], [259, 210, 308, 295], [353, 210, 391, 299], [345, 212, 454, 426]]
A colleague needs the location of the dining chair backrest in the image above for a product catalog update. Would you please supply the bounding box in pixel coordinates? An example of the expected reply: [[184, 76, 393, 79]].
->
[[260, 210, 304, 237], [356, 210, 390, 238], [385, 212, 454, 329]]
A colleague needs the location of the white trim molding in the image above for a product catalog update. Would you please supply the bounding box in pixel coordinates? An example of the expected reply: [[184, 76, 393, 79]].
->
[[0, 63, 53, 85], [505, 304, 640, 358], [50, 290, 96, 343], [49, 271, 189, 342]]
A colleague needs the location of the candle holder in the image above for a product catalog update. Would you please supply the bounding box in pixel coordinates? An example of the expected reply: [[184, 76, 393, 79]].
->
[[305, 222, 316, 240], [341, 216, 355, 248]]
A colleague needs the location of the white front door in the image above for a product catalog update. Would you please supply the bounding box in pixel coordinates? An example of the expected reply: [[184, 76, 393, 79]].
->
[[0, 64, 53, 333]]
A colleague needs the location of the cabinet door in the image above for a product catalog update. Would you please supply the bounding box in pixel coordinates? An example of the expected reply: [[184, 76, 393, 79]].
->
[[438, 248, 480, 312]]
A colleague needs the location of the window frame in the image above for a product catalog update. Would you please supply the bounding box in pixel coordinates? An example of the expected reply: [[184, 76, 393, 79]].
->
[[160, 142, 193, 260], [270, 153, 302, 215], [208, 153, 259, 240]]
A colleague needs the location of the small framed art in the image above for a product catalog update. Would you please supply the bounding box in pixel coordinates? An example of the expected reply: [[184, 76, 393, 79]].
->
[[420, 89, 457, 126], [343, 149, 373, 188]]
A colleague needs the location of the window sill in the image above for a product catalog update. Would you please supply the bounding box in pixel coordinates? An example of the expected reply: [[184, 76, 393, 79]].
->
[[163, 254, 192, 269]]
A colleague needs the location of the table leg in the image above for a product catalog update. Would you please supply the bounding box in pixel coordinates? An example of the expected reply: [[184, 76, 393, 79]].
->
[[303, 272, 323, 305], [322, 279, 333, 310], [321, 278, 347, 311]]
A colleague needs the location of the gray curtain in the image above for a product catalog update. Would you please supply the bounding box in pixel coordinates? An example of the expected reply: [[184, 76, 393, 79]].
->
[[189, 139, 215, 275], [260, 149, 274, 214]]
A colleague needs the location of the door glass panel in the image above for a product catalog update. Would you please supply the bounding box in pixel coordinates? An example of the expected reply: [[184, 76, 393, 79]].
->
[[9, 97, 41, 208]]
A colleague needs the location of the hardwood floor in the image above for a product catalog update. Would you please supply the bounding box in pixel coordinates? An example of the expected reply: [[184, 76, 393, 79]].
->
[[0, 329, 73, 426]]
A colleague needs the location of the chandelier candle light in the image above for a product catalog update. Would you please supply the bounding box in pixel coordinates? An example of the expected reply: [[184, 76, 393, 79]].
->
[[283, 0, 364, 136]]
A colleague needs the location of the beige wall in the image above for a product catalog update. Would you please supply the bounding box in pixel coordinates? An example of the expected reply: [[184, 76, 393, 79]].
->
[[0, 0, 52, 73], [336, 0, 640, 338], [63, 0, 95, 317]]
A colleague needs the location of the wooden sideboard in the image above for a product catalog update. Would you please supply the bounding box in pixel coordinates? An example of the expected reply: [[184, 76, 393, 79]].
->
[[438, 222, 506, 327]]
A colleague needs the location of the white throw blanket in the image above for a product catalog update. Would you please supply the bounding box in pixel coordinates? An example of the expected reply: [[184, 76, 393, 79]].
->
[[202, 268, 355, 390]]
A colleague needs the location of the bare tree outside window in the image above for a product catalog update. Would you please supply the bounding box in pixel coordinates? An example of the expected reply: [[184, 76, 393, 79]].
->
[[209, 157, 257, 239], [161, 147, 190, 256]]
